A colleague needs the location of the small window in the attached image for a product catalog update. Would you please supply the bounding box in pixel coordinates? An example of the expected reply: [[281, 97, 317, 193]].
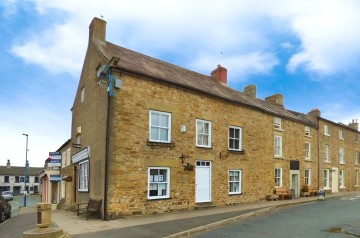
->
[[324, 125, 330, 136], [228, 170, 242, 194], [34, 176, 39, 183], [196, 119, 211, 148], [15, 176, 20, 183], [305, 126, 311, 137], [275, 168, 282, 187], [76, 134, 81, 145], [339, 148, 345, 164], [148, 167, 170, 199], [339, 129, 344, 140], [4, 176, 9, 183], [228, 126, 242, 151], [356, 134, 360, 143], [78, 160, 89, 192], [324, 169, 330, 189], [305, 142, 311, 160], [274, 135, 282, 157], [149, 110, 172, 143], [339, 170, 345, 188], [274, 117, 282, 130], [80, 87, 85, 103], [304, 169, 311, 185], [324, 144, 330, 162]]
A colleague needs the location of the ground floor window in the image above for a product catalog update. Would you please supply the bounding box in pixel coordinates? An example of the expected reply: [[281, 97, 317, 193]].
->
[[228, 170, 242, 194], [78, 160, 89, 192], [324, 169, 330, 189], [275, 168, 282, 187], [339, 170, 345, 188], [356, 170, 360, 186], [148, 167, 170, 199], [305, 169, 311, 185]]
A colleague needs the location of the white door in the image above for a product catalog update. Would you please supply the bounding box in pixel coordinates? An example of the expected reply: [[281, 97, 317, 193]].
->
[[332, 167, 339, 193], [291, 174, 299, 198], [195, 161, 211, 203]]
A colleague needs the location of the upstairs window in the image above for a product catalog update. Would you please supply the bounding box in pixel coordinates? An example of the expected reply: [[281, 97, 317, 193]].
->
[[149, 110, 171, 143], [339, 148, 345, 164], [80, 87, 85, 103], [15, 176, 20, 183], [228, 126, 242, 151], [305, 142, 311, 160], [324, 144, 330, 162], [4, 176, 9, 183], [305, 126, 311, 137], [324, 124, 330, 136], [356, 134, 360, 143], [275, 168, 282, 187], [34, 176, 39, 183], [274, 135, 282, 157], [274, 117, 282, 130], [196, 119, 211, 148], [339, 129, 344, 140]]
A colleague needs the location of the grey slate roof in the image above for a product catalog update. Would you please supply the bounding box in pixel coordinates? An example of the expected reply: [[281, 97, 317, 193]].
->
[[95, 40, 315, 126], [0, 166, 44, 176]]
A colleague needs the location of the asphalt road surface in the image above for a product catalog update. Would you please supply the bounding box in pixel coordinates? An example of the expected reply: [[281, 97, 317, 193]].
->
[[9, 195, 40, 216], [193, 194, 360, 238]]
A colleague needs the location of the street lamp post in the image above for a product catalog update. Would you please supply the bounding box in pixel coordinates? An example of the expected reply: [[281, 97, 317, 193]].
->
[[22, 133, 28, 207]]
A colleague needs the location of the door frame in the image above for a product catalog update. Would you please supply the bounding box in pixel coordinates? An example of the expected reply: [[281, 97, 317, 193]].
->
[[195, 160, 212, 203], [290, 170, 300, 198], [332, 167, 339, 193]]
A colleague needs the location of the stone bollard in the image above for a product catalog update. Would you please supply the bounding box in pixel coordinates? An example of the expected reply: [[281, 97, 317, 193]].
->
[[37, 203, 52, 228]]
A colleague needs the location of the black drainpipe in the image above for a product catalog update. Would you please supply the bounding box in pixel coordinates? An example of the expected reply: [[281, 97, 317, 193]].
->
[[104, 93, 111, 220], [317, 117, 320, 191]]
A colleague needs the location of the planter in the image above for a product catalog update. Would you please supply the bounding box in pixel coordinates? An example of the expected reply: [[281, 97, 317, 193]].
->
[[301, 192, 310, 197]]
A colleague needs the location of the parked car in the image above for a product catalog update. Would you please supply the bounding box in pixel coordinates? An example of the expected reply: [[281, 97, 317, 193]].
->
[[0, 195, 11, 223], [1, 191, 14, 201]]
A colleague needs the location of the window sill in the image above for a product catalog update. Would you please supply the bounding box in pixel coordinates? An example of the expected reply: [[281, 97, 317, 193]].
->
[[305, 135, 312, 138], [339, 162, 345, 165], [148, 197, 171, 201], [274, 128, 284, 132], [340, 186, 346, 189], [147, 140, 175, 147], [228, 150, 245, 155], [274, 156, 285, 160], [324, 161, 331, 164], [196, 146, 212, 149], [324, 134, 330, 137], [304, 159, 313, 162], [229, 193, 242, 196]]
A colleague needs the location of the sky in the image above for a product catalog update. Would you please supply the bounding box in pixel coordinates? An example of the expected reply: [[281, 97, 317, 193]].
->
[[1, 0, 360, 167]]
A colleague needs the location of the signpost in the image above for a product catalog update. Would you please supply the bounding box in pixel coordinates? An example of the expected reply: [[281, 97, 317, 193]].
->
[[48, 152, 62, 167]]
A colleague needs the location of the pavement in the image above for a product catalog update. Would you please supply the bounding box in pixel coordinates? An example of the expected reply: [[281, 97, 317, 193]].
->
[[14, 191, 359, 238]]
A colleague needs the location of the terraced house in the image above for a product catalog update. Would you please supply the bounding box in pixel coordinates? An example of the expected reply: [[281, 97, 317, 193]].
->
[[64, 17, 360, 219]]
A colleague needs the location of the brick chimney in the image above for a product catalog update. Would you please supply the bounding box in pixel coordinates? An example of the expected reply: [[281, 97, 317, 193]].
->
[[348, 119, 359, 131], [265, 94, 284, 107], [244, 84, 257, 98], [89, 17, 107, 42], [211, 65, 227, 84]]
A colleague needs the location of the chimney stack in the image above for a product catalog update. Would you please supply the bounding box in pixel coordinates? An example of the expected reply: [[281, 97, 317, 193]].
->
[[6, 159, 10, 168], [89, 17, 107, 42], [348, 119, 359, 131], [211, 65, 227, 84], [305, 108, 321, 124], [265, 94, 284, 107], [244, 84, 257, 98]]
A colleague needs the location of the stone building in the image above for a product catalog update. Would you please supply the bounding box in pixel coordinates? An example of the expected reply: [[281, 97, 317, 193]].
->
[[0, 160, 42, 195], [67, 17, 338, 219]]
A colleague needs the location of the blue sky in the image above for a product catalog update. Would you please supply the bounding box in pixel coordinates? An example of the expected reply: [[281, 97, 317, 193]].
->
[[1, 0, 360, 167]]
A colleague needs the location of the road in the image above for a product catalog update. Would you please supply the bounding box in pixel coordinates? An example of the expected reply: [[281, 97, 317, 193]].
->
[[193, 194, 360, 238], [9, 195, 40, 216]]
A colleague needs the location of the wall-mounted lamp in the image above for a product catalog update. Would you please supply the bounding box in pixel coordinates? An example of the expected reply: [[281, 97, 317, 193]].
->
[[97, 58, 122, 97]]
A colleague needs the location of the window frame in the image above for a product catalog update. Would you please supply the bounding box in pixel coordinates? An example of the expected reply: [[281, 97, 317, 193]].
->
[[324, 169, 330, 189], [324, 124, 330, 136], [275, 168, 283, 187], [356, 151, 360, 165], [304, 169, 311, 185], [274, 135, 283, 157], [196, 119, 212, 148], [78, 160, 89, 192], [228, 170, 242, 194], [339, 170, 345, 188], [324, 144, 330, 162], [80, 87, 85, 103], [305, 142, 311, 160], [148, 167, 170, 200], [305, 126, 311, 137], [149, 110, 172, 143], [339, 148, 345, 164], [356, 170, 360, 187], [339, 129, 344, 140], [228, 126, 242, 151], [274, 117, 282, 130]]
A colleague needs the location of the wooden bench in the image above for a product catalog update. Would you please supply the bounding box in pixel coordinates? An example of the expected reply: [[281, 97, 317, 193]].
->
[[77, 198, 102, 220], [308, 185, 318, 196], [275, 187, 292, 200]]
